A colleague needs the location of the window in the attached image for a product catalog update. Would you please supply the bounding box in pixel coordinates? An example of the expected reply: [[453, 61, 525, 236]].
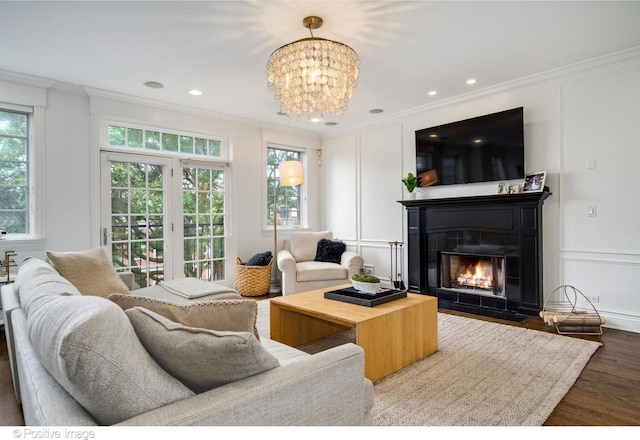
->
[[108, 124, 223, 158], [101, 122, 229, 287], [0, 107, 31, 236], [267, 146, 304, 229]]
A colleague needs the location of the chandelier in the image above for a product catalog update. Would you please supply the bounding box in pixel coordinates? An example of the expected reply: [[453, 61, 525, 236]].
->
[[266, 16, 360, 123]]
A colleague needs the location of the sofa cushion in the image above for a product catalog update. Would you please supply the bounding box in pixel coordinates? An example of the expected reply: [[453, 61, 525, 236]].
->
[[26, 295, 194, 425], [126, 307, 280, 393], [314, 239, 346, 264], [46, 247, 130, 297], [296, 261, 348, 282], [14, 257, 82, 316], [289, 231, 333, 262], [109, 294, 260, 338]]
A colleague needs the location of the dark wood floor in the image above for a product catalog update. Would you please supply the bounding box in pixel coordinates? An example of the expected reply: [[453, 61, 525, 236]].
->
[[1, 306, 639, 426]]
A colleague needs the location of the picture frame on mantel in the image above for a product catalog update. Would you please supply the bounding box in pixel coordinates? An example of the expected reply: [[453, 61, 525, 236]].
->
[[522, 171, 546, 192]]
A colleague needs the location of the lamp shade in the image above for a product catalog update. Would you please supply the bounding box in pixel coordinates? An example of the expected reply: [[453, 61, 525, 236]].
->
[[278, 160, 304, 186]]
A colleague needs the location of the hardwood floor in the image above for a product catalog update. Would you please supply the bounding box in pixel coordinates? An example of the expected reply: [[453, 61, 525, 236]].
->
[[1, 309, 638, 426]]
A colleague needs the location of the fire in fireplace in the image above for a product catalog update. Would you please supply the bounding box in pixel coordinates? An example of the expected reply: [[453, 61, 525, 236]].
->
[[440, 252, 505, 297]]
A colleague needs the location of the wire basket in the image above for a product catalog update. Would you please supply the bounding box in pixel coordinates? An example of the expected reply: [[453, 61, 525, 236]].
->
[[540, 285, 604, 335], [235, 257, 273, 297]]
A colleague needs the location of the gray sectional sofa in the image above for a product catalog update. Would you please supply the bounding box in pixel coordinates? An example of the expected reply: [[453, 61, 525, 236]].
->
[[1, 254, 373, 426]]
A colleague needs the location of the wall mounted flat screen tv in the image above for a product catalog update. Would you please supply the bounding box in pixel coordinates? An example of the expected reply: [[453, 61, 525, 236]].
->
[[415, 107, 524, 187]]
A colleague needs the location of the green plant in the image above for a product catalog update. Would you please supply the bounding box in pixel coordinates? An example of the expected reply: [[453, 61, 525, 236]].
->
[[352, 273, 380, 283], [402, 172, 420, 192]]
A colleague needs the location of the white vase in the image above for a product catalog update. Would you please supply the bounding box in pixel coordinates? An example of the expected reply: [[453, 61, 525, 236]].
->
[[408, 192, 416, 200]]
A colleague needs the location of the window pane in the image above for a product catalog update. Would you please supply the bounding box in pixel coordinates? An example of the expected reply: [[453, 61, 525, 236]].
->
[[0, 137, 26, 161], [109, 126, 126, 146], [0, 111, 27, 136], [128, 128, 143, 148], [180, 136, 194, 154], [208, 140, 221, 157], [195, 138, 207, 155], [163, 133, 179, 152], [145, 131, 160, 150]]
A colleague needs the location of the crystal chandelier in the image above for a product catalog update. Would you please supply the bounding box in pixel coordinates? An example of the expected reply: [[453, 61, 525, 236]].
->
[[266, 16, 360, 123]]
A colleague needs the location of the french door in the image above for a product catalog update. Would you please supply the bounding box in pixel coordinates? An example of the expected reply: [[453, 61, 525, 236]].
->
[[100, 151, 227, 289]]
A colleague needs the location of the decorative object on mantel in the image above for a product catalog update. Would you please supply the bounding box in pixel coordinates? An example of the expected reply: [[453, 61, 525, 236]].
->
[[266, 16, 359, 123], [402, 172, 420, 199], [523, 170, 546, 192], [0, 250, 18, 284], [540, 285, 604, 335]]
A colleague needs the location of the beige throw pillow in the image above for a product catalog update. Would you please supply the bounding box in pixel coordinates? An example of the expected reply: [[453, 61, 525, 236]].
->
[[126, 307, 280, 393], [26, 295, 194, 425], [109, 294, 260, 339], [46, 248, 130, 297]]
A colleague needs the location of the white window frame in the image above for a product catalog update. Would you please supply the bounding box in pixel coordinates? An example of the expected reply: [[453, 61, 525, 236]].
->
[[264, 144, 307, 232], [0, 102, 45, 243]]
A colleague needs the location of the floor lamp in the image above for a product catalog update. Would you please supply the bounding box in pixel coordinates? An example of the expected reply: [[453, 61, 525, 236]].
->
[[270, 160, 305, 294]]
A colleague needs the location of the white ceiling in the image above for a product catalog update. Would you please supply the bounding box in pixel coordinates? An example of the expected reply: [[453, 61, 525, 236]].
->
[[2, 1, 640, 134]]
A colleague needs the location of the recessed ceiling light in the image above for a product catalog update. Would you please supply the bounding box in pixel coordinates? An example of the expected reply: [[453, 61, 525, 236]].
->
[[429, 133, 438, 138], [369, 108, 384, 114], [144, 81, 164, 89], [466, 78, 477, 85], [310, 117, 322, 123], [325, 122, 338, 126], [474, 138, 483, 143], [188, 89, 203, 96], [428, 90, 437, 96]]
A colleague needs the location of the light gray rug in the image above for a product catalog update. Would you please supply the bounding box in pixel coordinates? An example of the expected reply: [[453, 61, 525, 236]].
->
[[256, 300, 601, 426]]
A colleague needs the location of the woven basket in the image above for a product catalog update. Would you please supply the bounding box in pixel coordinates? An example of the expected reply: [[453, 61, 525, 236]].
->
[[235, 257, 273, 297]]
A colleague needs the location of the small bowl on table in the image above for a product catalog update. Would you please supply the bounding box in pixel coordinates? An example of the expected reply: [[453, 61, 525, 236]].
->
[[351, 279, 382, 294]]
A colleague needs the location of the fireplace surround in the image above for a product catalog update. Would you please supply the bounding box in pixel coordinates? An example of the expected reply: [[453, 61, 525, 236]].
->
[[399, 190, 551, 321]]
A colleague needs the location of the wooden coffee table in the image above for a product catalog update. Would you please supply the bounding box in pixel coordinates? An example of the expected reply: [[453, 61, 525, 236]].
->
[[269, 285, 438, 382]]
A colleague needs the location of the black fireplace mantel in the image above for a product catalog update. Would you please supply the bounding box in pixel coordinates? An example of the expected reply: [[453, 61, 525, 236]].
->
[[399, 189, 551, 320]]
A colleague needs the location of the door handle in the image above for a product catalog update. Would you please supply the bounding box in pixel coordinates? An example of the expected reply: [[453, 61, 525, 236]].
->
[[103, 227, 109, 246]]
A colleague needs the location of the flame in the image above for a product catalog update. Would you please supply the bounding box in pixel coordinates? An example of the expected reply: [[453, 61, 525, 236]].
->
[[458, 261, 493, 289]]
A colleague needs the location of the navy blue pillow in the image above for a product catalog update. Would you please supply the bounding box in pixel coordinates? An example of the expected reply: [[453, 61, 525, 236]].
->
[[246, 251, 272, 266], [314, 239, 346, 264]]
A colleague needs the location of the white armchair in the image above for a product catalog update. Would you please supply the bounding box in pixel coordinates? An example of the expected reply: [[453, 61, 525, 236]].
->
[[277, 231, 364, 296]]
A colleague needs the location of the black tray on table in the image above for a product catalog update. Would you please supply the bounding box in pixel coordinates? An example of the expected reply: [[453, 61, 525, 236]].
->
[[324, 287, 407, 307]]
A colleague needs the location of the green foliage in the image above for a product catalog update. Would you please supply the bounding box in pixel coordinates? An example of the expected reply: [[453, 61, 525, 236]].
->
[[352, 273, 380, 283], [0, 110, 29, 233], [402, 172, 420, 192], [267, 147, 302, 227]]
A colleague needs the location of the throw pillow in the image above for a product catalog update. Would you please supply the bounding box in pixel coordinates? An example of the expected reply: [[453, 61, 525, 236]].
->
[[46, 247, 130, 298], [314, 239, 346, 264], [126, 307, 280, 393], [245, 251, 272, 266], [289, 230, 333, 262], [109, 294, 260, 339], [25, 295, 194, 425]]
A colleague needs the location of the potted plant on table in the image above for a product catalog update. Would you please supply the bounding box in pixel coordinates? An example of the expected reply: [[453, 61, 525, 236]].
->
[[402, 172, 420, 199]]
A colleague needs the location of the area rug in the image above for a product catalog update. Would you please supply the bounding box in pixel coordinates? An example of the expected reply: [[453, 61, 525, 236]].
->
[[255, 300, 601, 426]]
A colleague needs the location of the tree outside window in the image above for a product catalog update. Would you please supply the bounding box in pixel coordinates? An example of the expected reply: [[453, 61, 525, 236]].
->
[[267, 147, 303, 228], [0, 109, 29, 235]]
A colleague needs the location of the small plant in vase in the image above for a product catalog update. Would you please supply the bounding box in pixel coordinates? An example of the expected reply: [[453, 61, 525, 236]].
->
[[402, 172, 420, 199]]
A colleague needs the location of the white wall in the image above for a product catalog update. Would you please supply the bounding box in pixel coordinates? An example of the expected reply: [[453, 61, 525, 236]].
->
[[322, 50, 640, 333]]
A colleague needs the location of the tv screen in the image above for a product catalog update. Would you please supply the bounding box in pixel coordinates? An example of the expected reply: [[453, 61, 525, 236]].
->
[[415, 107, 524, 187]]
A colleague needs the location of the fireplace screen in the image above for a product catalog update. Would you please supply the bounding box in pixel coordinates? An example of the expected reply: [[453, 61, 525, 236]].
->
[[440, 251, 505, 297]]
